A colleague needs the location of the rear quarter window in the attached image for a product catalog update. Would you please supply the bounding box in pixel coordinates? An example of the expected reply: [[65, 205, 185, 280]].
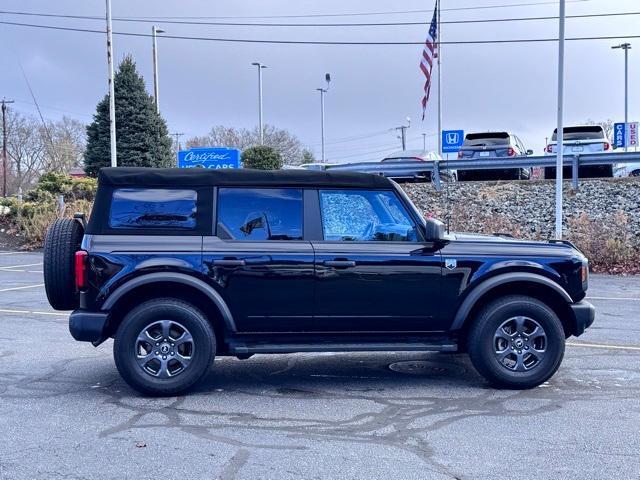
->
[[109, 188, 197, 230]]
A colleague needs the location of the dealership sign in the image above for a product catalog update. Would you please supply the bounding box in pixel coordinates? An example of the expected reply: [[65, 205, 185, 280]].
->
[[177, 147, 241, 169], [614, 122, 626, 148], [628, 122, 638, 147], [441, 129, 464, 153]]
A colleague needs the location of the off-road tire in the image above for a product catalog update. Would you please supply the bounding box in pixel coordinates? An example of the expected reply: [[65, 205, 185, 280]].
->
[[467, 295, 565, 389], [43, 218, 84, 310], [114, 299, 216, 396]]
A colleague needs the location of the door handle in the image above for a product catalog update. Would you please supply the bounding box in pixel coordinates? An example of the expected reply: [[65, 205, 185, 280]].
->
[[213, 259, 246, 267], [323, 260, 356, 269]]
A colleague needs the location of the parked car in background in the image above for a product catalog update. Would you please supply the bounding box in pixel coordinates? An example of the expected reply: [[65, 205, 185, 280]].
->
[[457, 132, 532, 181], [298, 162, 340, 171], [613, 162, 640, 178], [544, 125, 613, 178], [380, 150, 457, 182]]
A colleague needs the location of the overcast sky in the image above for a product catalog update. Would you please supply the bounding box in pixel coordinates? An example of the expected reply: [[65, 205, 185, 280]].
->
[[0, 0, 637, 162]]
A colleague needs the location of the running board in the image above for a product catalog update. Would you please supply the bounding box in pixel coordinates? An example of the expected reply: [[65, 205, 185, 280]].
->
[[228, 341, 458, 355]]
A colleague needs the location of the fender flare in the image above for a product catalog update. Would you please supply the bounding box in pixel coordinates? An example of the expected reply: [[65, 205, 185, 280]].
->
[[451, 272, 573, 331], [101, 272, 236, 332]]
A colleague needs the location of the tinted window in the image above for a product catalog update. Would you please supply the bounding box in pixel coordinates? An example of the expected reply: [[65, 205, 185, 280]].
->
[[109, 188, 197, 230], [552, 126, 604, 141], [320, 190, 418, 242], [217, 188, 303, 241], [463, 132, 510, 147]]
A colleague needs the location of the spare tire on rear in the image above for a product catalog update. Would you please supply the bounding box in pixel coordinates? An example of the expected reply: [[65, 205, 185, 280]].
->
[[43, 218, 84, 310]]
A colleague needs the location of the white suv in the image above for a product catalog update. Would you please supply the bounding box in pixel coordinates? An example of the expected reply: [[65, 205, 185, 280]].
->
[[544, 125, 613, 178]]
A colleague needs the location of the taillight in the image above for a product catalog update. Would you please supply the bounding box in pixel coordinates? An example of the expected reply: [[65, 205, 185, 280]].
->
[[545, 145, 553, 153], [508, 147, 516, 156], [74, 250, 88, 290], [603, 142, 610, 151]]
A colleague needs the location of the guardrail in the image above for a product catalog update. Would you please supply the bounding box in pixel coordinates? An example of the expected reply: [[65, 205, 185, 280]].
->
[[326, 152, 640, 190]]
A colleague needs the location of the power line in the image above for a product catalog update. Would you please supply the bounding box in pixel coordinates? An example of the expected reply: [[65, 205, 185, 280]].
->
[[1, 9, 634, 28], [1, 20, 638, 46], [86, 0, 592, 20], [308, 129, 394, 146]]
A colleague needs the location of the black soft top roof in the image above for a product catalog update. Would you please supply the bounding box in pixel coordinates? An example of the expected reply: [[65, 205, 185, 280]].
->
[[98, 167, 393, 189]]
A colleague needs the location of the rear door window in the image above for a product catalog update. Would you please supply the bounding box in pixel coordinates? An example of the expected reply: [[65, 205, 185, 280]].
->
[[109, 188, 197, 230], [216, 188, 303, 241]]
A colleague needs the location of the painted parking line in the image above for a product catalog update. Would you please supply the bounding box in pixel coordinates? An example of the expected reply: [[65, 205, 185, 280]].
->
[[586, 296, 640, 301], [0, 308, 68, 317], [0, 263, 43, 270], [567, 342, 640, 352], [0, 283, 44, 292], [0, 251, 32, 255]]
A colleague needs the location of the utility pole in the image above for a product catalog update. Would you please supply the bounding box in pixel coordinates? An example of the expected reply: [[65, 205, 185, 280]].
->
[[612, 43, 631, 152], [555, 0, 566, 240], [437, 0, 442, 155], [152, 26, 165, 114], [396, 118, 411, 151], [317, 73, 331, 162], [422, 133, 427, 151], [105, 0, 117, 167], [172, 132, 184, 155], [251, 62, 267, 144], [1, 99, 15, 197]]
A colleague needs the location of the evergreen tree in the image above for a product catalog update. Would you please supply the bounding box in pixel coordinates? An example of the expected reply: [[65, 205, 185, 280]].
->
[[84, 55, 174, 176]]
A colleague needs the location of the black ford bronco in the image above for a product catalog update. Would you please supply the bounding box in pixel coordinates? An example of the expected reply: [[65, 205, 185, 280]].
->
[[43, 168, 595, 395]]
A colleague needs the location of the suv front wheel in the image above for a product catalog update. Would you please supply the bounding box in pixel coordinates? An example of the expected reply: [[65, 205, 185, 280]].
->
[[467, 295, 565, 389], [114, 299, 216, 396]]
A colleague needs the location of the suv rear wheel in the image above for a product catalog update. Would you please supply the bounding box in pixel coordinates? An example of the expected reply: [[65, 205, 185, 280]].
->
[[114, 299, 216, 396], [467, 295, 565, 389]]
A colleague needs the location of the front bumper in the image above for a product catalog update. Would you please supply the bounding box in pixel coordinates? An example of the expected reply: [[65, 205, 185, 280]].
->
[[570, 300, 595, 336], [69, 310, 109, 345]]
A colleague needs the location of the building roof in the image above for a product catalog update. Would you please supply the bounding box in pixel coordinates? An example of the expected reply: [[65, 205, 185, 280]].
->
[[98, 167, 393, 189]]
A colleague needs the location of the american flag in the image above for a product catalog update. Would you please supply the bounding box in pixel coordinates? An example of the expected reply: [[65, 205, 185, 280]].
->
[[420, 1, 438, 121]]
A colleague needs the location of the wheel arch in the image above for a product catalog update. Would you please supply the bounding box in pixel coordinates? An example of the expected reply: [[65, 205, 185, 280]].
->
[[101, 273, 236, 344], [452, 273, 575, 338]]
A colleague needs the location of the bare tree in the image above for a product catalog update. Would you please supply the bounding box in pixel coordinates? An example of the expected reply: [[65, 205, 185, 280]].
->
[[585, 119, 614, 141], [3, 109, 86, 194], [187, 124, 308, 165]]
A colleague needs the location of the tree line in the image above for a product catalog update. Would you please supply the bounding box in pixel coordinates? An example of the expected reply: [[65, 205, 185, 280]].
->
[[1, 54, 313, 195]]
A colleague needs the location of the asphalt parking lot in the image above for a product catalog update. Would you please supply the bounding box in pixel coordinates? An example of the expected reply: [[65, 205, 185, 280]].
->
[[0, 251, 638, 479]]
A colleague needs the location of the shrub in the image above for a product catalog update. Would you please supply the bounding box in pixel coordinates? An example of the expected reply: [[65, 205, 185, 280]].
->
[[566, 212, 639, 274], [241, 145, 283, 170], [70, 177, 98, 201]]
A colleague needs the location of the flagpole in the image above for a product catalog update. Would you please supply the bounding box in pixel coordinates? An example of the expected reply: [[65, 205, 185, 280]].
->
[[437, 0, 442, 155]]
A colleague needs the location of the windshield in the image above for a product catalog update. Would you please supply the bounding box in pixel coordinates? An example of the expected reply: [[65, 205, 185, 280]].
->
[[462, 132, 510, 147], [552, 126, 605, 141]]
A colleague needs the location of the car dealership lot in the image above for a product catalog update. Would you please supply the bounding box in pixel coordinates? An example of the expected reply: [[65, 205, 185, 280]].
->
[[0, 251, 638, 479]]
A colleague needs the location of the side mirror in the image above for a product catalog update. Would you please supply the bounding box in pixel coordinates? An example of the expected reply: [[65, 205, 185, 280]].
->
[[424, 218, 445, 242], [526, 149, 534, 155]]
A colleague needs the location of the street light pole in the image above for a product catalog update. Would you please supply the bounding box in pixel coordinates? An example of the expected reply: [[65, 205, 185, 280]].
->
[[152, 26, 165, 114], [422, 133, 427, 151], [612, 43, 632, 152], [554, 0, 566, 240], [1, 99, 15, 197], [317, 73, 331, 162], [251, 63, 267, 144], [105, 0, 117, 167]]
